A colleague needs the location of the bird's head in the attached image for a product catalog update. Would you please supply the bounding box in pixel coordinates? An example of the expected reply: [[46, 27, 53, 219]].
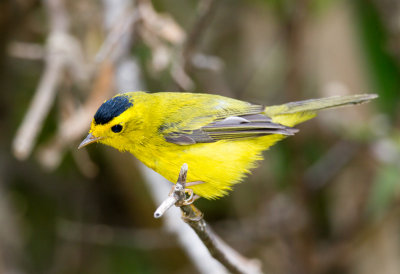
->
[[79, 93, 145, 151]]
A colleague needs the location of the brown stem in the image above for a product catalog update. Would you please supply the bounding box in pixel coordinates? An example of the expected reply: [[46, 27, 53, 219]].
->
[[155, 164, 263, 274]]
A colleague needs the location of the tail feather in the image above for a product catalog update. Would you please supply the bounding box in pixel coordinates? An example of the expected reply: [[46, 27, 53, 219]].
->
[[264, 94, 378, 127]]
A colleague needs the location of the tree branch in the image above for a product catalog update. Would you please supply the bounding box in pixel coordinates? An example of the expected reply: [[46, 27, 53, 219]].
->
[[12, 0, 87, 161], [182, 0, 218, 72], [155, 164, 263, 274]]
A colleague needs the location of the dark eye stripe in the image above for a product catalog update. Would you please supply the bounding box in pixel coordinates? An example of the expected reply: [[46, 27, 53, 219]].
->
[[111, 124, 123, 133], [94, 95, 133, 125]]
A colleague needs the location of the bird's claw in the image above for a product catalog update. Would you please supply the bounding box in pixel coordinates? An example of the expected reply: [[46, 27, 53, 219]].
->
[[169, 181, 204, 206], [175, 189, 195, 206]]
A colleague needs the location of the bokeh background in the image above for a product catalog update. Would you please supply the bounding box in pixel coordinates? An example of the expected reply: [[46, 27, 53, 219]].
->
[[1, 0, 400, 273]]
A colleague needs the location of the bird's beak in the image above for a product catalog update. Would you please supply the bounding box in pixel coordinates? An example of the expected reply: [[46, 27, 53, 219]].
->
[[78, 133, 102, 149]]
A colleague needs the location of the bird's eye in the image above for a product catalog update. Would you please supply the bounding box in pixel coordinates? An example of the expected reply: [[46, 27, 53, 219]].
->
[[111, 124, 123, 133]]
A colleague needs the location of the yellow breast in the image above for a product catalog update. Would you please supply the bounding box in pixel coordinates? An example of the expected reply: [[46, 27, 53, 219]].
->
[[128, 134, 285, 199]]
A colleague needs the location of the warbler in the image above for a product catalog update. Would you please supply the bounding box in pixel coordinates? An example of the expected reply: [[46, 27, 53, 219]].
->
[[79, 92, 377, 199]]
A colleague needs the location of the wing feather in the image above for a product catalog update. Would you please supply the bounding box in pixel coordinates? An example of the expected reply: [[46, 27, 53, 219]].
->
[[163, 112, 298, 145]]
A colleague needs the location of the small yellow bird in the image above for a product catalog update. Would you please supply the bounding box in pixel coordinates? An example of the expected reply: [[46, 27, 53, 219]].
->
[[79, 92, 377, 199]]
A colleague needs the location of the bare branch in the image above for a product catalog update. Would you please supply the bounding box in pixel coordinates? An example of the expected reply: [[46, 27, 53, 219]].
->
[[154, 163, 188, 218], [95, 9, 140, 64], [182, 0, 218, 72], [12, 0, 87, 160], [138, 162, 229, 274], [137, 0, 195, 90], [36, 62, 115, 170], [155, 164, 263, 274], [12, 38, 64, 160], [304, 141, 359, 189], [138, 1, 185, 45]]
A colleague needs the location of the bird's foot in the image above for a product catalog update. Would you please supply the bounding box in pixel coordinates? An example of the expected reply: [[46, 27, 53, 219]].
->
[[182, 191, 201, 205], [181, 181, 203, 205], [170, 181, 204, 206], [175, 189, 201, 206]]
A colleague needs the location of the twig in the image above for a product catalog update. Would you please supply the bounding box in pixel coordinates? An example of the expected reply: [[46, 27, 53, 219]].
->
[[303, 141, 360, 189], [182, 0, 218, 72], [138, 162, 229, 274], [138, 1, 185, 45], [36, 62, 114, 170], [137, 0, 195, 90], [174, 0, 219, 90], [170, 63, 195, 91], [36, 3, 141, 170], [12, 0, 86, 160], [154, 163, 189, 218], [95, 8, 140, 64], [12, 44, 64, 160], [155, 164, 263, 274]]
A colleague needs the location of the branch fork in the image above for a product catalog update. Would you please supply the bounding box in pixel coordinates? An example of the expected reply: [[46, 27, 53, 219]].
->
[[154, 163, 263, 274], [154, 163, 201, 220]]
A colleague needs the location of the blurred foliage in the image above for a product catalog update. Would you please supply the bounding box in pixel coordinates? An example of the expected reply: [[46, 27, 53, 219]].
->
[[355, 0, 400, 118], [0, 0, 400, 273], [368, 164, 400, 217]]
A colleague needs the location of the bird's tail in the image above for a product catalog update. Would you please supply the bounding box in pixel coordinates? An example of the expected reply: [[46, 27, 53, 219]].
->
[[264, 94, 378, 127]]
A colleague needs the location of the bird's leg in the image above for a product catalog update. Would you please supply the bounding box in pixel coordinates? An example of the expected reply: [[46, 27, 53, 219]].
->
[[182, 192, 201, 205], [171, 181, 204, 206], [181, 181, 204, 205], [175, 189, 201, 206], [168, 181, 204, 195]]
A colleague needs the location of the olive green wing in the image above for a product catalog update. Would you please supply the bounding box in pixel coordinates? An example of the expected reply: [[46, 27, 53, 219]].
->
[[160, 93, 377, 145], [158, 94, 297, 145], [163, 113, 298, 145]]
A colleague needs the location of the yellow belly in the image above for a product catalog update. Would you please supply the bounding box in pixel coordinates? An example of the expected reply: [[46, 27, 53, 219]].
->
[[131, 134, 285, 199]]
